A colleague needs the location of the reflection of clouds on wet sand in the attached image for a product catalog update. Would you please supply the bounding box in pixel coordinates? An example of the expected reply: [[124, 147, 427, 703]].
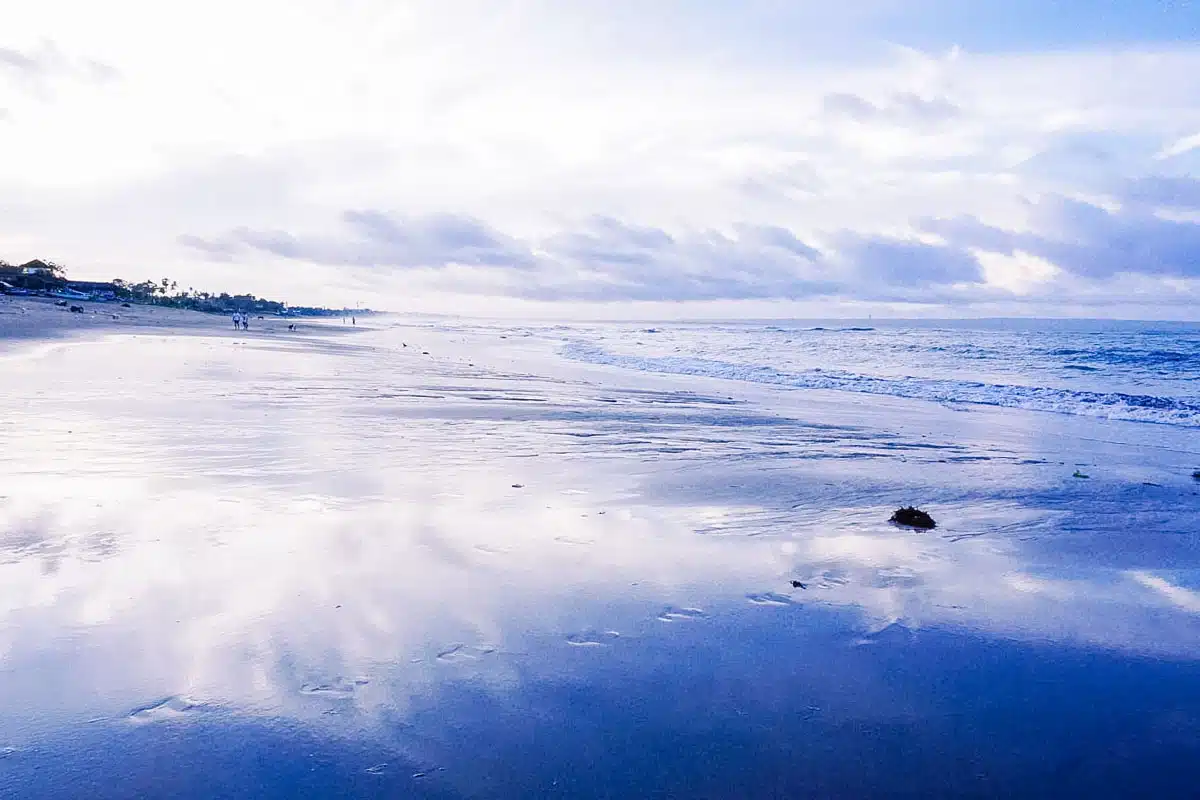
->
[[785, 517, 1200, 656], [1132, 572, 1200, 614], [0, 326, 1198, 738], [0, 467, 786, 727]]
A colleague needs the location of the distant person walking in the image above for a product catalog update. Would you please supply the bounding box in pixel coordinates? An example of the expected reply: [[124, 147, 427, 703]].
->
[[242, 314, 249, 330], [352, 316, 356, 326], [232, 312, 241, 330]]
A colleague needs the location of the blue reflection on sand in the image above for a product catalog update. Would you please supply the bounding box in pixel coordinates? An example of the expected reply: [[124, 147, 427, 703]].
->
[[0, 323, 1197, 797]]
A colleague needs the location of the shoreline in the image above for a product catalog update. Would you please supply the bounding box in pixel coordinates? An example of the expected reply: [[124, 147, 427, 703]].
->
[[0, 295, 363, 351]]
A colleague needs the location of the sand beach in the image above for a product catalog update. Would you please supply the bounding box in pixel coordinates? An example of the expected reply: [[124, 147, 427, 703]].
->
[[0, 295, 342, 348], [0, 314, 1198, 796]]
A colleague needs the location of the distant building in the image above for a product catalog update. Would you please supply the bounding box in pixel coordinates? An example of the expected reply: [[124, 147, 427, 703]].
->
[[0, 262, 63, 291], [19, 259, 57, 275]]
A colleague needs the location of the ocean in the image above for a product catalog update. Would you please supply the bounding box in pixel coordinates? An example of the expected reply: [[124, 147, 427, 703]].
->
[[564, 318, 1200, 427], [0, 317, 1197, 797]]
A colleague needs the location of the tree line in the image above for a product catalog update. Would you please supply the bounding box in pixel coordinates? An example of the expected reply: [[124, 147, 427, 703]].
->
[[2, 259, 365, 317]]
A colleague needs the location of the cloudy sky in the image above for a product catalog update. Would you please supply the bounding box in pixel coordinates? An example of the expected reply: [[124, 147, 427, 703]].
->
[[3, 0, 1200, 318]]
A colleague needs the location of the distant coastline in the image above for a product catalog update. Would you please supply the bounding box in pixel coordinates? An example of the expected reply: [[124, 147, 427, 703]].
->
[[0, 258, 372, 318]]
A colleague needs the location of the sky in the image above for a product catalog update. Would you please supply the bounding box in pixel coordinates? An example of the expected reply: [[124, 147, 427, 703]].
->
[[2, 0, 1200, 319]]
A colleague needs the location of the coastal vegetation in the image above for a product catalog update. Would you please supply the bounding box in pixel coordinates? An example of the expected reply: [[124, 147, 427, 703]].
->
[[0, 258, 367, 317]]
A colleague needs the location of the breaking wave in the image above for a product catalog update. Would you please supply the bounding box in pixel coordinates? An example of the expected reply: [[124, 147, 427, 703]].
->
[[563, 341, 1200, 428]]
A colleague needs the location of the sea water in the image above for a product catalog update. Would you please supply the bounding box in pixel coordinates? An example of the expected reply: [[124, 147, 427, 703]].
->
[[0, 318, 1197, 797], [563, 318, 1200, 427]]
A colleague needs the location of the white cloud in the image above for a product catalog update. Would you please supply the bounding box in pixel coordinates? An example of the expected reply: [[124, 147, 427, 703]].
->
[[1155, 131, 1200, 160], [2, 1, 1200, 316], [973, 249, 1060, 295]]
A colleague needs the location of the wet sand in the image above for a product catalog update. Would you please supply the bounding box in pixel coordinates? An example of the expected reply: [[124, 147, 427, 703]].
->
[[0, 320, 1197, 797]]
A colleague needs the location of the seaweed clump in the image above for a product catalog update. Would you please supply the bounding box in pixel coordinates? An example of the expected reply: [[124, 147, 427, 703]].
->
[[890, 506, 936, 529]]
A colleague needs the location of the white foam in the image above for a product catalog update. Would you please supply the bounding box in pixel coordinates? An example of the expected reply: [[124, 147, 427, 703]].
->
[[563, 342, 1200, 428]]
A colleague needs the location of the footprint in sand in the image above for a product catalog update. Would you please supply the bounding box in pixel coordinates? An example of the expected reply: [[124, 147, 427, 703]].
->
[[746, 591, 794, 606], [299, 677, 369, 699], [436, 643, 498, 663], [566, 630, 621, 647], [554, 535, 594, 546], [657, 606, 708, 622], [869, 569, 921, 589], [128, 695, 206, 724], [804, 570, 850, 589]]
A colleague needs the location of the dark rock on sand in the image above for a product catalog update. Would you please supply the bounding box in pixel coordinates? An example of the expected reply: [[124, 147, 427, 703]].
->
[[69, 305, 84, 313], [1192, 470, 1200, 481], [790, 580, 807, 589], [890, 506, 936, 529]]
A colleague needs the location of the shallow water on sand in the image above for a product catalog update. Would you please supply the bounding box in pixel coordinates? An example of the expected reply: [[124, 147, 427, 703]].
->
[[0, 321, 1198, 797]]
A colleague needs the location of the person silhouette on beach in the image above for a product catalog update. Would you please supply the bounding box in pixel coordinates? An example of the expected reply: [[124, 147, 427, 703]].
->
[[232, 312, 240, 330]]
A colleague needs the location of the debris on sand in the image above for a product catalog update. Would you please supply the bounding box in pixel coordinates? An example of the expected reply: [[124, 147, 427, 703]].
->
[[790, 580, 807, 589], [1073, 470, 1089, 479], [1192, 470, 1200, 481], [69, 305, 84, 313], [890, 506, 936, 529], [511, 484, 524, 489]]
